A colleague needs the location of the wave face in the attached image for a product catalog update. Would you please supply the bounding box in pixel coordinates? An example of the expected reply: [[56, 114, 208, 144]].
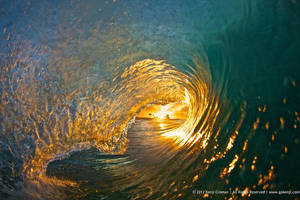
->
[[1, 0, 300, 199]]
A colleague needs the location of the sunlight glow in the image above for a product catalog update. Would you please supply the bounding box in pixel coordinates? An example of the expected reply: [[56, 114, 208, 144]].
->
[[136, 103, 188, 119], [153, 105, 172, 119]]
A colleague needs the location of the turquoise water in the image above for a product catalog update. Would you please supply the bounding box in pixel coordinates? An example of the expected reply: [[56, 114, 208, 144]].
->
[[0, 0, 300, 199]]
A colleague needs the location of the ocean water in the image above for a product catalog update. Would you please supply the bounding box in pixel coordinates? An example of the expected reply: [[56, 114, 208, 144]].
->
[[0, 0, 300, 199]]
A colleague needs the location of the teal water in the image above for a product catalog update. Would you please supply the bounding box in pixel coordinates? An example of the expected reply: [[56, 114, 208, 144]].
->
[[0, 0, 300, 199]]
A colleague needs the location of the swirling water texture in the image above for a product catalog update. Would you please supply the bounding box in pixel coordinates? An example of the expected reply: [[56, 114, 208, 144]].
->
[[0, 0, 300, 199]]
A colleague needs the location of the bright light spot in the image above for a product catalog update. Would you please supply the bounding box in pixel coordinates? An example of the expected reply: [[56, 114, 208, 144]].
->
[[136, 103, 188, 119], [153, 105, 172, 119], [184, 87, 190, 104]]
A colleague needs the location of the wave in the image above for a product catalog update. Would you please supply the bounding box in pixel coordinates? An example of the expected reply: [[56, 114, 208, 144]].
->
[[0, 47, 246, 199], [2, 0, 298, 199]]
